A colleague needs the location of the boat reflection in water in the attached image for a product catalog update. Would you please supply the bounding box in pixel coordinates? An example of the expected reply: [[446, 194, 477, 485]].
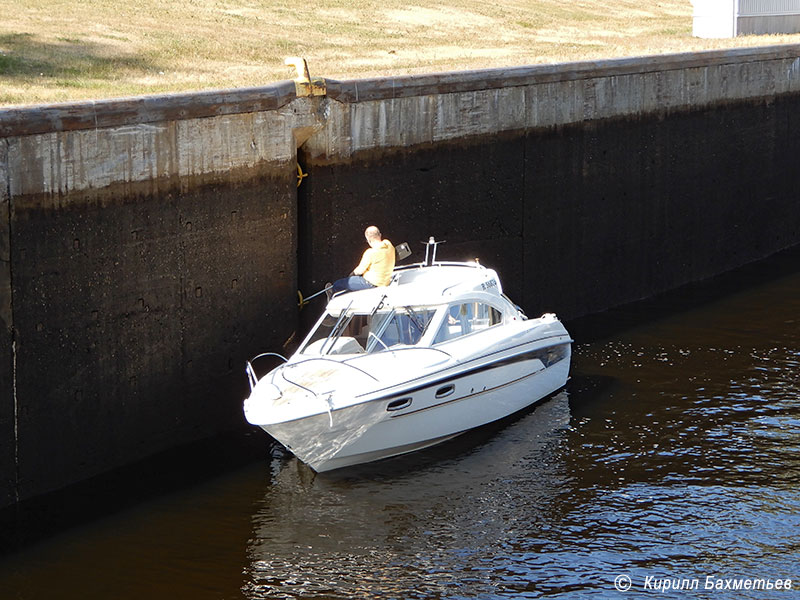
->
[[243, 391, 573, 599], [244, 238, 572, 472]]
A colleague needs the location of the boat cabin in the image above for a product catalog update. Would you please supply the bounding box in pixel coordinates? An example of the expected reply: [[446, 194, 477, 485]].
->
[[299, 263, 524, 357]]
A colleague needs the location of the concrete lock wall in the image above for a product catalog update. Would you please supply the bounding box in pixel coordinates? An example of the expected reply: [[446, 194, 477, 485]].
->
[[0, 86, 320, 508], [300, 45, 800, 318], [2, 44, 800, 508]]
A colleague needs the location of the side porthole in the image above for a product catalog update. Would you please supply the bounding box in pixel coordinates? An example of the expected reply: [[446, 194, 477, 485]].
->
[[387, 397, 412, 412], [435, 384, 455, 399]]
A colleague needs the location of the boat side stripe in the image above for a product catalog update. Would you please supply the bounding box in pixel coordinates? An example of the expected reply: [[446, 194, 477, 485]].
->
[[363, 337, 570, 400], [388, 361, 557, 419]]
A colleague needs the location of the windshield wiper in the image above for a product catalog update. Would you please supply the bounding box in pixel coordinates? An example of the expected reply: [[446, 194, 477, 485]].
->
[[320, 299, 354, 355], [371, 294, 388, 317], [364, 295, 392, 353], [404, 306, 426, 333]]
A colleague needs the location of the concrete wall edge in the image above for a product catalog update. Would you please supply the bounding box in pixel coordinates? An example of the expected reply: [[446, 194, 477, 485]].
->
[[326, 44, 800, 102], [0, 81, 298, 138], [2, 45, 800, 138]]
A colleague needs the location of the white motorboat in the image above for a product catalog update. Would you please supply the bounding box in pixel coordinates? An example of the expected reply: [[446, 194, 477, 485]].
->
[[244, 239, 572, 472]]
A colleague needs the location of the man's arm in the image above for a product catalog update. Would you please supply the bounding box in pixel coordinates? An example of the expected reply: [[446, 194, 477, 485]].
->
[[353, 248, 373, 276]]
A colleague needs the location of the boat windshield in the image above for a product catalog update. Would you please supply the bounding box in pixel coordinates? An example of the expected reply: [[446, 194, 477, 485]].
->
[[300, 306, 438, 356]]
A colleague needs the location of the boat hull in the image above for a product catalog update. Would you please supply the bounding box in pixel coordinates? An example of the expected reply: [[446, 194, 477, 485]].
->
[[261, 346, 570, 472]]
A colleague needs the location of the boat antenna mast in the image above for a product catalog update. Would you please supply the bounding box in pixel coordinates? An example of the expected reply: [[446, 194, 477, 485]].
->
[[424, 237, 445, 266]]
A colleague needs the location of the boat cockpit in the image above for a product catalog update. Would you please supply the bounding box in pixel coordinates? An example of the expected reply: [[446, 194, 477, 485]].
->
[[300, 243, 525, 358], [300, 296, 508, 357]]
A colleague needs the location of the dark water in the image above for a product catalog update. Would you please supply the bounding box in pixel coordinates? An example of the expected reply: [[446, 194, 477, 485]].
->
[[2, 250, 799, 599]]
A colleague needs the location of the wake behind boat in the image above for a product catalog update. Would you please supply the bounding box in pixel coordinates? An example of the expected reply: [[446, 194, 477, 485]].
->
[[244, 238, 572, 472]]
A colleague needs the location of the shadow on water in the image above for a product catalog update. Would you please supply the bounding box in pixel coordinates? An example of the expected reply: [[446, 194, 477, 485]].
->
[[0, 428, 268, 555], [0, 384, 573, 558]]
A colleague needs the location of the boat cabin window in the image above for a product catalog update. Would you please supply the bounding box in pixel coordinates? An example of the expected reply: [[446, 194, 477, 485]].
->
[[377, 307, 436, 349], [300, 307, 436, 356], [433, 302, 503, 345]]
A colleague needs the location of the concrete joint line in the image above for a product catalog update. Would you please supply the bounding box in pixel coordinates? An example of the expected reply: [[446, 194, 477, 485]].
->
[[288, 97, 329, 149], [2, 138, 8, 205], [3, 137, 18, 504]]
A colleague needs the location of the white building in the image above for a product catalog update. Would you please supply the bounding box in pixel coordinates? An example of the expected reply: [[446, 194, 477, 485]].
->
[[693, 0, 800, 37]]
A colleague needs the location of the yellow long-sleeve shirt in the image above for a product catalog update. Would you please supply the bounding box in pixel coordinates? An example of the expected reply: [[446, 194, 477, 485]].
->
[[354, 239, 395, 287]]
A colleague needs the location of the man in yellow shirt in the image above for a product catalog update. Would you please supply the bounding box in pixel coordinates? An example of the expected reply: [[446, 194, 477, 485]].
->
[[330, 226, 395, 297]]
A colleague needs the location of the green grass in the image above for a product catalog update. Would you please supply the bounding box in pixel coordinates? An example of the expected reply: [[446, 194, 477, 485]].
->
[[1, 0, 799, 107]]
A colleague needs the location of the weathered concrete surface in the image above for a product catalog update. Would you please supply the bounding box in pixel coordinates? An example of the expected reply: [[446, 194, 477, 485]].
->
[[300, 45, 800, 318], [3, 45, 800, 509], [296, 136, 527, 302], [0, 139, 14, 508], [307, 46, 800, 160], [10, 168, 295, 500], [0, 82, 298, 138], [299, 94, 800, 320], [0, 90, 325, 505], [522, 96, 800, 317], [5, 101, 323, 199]]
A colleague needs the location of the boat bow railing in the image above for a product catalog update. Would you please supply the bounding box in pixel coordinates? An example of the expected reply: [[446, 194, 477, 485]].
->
[[279, 357, 380, 427], [246, 352, 288, 391], [280, 357, 380, 392]]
